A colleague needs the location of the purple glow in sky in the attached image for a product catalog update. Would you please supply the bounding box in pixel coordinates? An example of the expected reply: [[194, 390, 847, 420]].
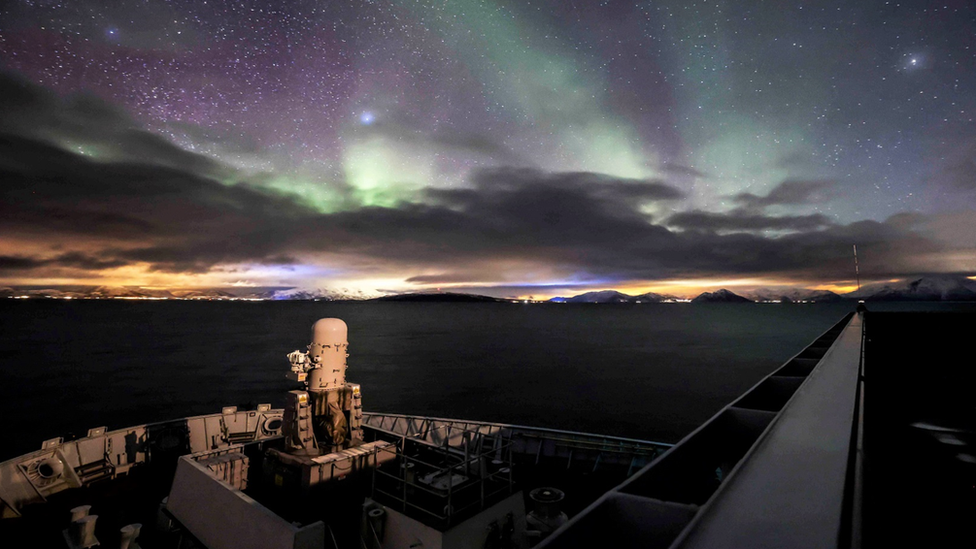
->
[[1, 0, 975, 296]]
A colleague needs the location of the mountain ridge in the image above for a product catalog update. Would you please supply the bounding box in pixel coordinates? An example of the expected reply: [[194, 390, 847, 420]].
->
[[3, 275, 975, 302], [691, 289, 753, 303]]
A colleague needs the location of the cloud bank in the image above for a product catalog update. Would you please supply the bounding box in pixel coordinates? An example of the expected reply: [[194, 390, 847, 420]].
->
[[1, 72, 974, 293]]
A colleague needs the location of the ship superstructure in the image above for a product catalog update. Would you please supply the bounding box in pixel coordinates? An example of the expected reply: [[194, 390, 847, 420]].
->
[[2, 309, 971, 548], [0, 318, 668, 548]]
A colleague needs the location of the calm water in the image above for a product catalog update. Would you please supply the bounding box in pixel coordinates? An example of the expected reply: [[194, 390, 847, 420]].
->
[[1, 300, 967, 460]]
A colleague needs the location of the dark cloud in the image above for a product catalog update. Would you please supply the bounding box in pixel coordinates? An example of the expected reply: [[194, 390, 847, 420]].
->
[[658, 162, 708, 179], [0, 72, 229, 180], [0, 132, 315, 272], [0, 112, 960, 285], [884, 212, 929, 231], [936, 138, 976, 191], [0, 256, 46, 271], [462, 167, 685, 201], [313, 178, 954, 281], [732, 179, 836, 209], [667, 210, 834, 232], [51, 252, 131, 270], [0, 252, 127, 273], [405, 273, 486, 284]]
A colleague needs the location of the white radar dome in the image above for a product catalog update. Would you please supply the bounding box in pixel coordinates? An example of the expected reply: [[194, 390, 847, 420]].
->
[[307, 318, 349, 391]]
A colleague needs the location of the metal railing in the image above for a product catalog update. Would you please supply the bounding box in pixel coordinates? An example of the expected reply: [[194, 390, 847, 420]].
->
[[363, 413, 670, 476], [369, 425, 518, 529]]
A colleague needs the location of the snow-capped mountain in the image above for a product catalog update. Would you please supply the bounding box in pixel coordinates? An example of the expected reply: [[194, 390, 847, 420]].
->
[[549, 290, 676, 303], [745, 288, 844, 303], [846, 275, 976, 301], [263, 287, 375, 301]]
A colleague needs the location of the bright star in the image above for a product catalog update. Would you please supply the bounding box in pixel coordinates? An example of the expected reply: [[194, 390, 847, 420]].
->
[[359, 112, 375, 125], [903, 53, 925, 71]]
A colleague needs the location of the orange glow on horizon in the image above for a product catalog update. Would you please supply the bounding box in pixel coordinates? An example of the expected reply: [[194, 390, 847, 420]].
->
[[0, 264, 230, 289], [4, 260, 945, 301], [508, 277, 846, 301], [618, 277, 788, 297], [506, 275, 909, 301], [814, 284, 858, 294]]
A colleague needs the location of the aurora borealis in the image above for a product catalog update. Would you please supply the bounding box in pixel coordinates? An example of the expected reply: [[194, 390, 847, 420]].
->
[[1, 1, 975, 297]]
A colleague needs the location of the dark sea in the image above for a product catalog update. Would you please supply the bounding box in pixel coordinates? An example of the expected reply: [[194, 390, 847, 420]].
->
[[2, 300, 972, 460]]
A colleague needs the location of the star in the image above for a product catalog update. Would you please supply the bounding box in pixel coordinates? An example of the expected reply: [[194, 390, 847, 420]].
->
[[0, 0, 973, 293], [902, 53, 925, 71]]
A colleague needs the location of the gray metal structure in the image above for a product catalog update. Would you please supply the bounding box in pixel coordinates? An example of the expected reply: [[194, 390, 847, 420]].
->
[[361, 414, 669, 477], [4, 309, 969, 548], [0, 404, 286, 519], [539, 312, 858, 549]]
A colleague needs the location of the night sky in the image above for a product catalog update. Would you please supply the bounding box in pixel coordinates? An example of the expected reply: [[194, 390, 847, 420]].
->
[[1, 0, 974, 297]]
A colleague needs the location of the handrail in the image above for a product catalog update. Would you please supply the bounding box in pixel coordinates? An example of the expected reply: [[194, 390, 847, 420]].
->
[[362, 412, 673, 449]]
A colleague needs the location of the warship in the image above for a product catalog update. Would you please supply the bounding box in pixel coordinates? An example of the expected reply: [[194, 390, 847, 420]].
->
[[1, 308, 972, 548]]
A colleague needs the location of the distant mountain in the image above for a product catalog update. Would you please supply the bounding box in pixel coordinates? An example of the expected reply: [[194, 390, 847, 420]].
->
[[549, 290, 678, 303], [170, 289, 237, 299], [2, 285, 377, 300], [4, 286, 236, 299], [691, 289, 753, 303], [551, 290, 633, 303], [745, 288, 844, 303], [263, 288, 373, 301], [22, 288, 74, 298], [89, 286, 176, 298], [372, 292, 505, 303], [8, 278, 973, 303], [846, 276, 976, 301], [633, 292, 672, 303]]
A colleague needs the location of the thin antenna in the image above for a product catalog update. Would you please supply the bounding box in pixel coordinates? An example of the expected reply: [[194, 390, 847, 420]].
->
[[852, 244, 860, 291]]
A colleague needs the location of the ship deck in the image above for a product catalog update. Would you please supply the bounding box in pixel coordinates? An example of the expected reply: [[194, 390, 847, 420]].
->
[[541, 308, 976, 548], [3, 308, 973, 548], [0, 408, 670, 547]]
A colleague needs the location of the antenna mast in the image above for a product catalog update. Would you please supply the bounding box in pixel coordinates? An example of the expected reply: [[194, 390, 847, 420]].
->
[[852, 244, 860, 291]]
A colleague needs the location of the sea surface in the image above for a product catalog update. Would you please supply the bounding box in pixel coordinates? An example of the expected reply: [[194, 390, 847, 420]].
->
[[2, 300, 971, 460]]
